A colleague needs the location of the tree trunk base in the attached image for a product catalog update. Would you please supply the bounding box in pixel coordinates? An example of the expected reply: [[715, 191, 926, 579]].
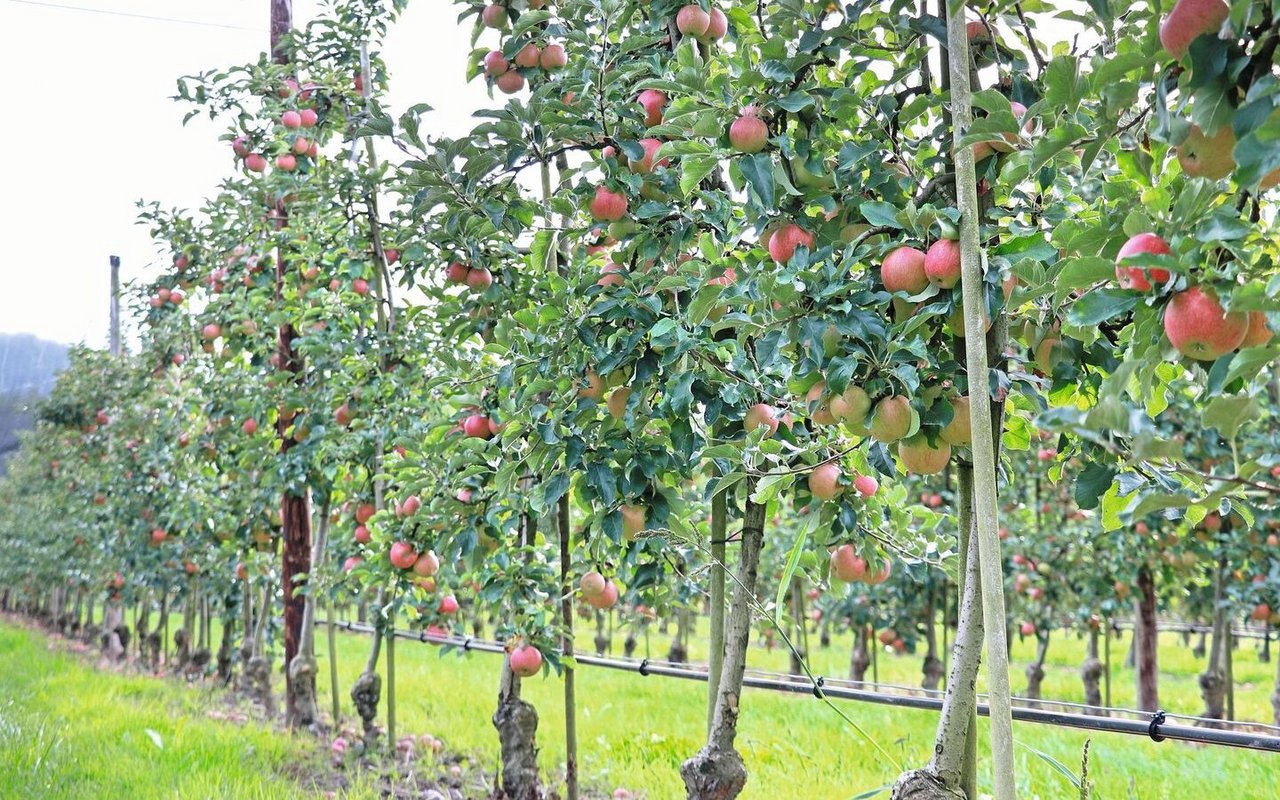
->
[[1081, 656, 1104, 715], [680, 745, 747, 800], [351, 669, 382, 748], [246, 656, 275, 717], [922, 656, 944, 691], [287, 654, 320, 730], [891, 769, 965, 800], [1198, 670, 1225, 728], [492, 694, 542, 800], [1025, 663, 1045, 708]]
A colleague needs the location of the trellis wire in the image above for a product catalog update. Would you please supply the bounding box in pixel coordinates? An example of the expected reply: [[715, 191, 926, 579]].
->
[[323, 619, 1280, 754]]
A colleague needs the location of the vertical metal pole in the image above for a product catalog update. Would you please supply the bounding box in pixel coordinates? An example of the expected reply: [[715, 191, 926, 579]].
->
[[109, 255, 121, 357]]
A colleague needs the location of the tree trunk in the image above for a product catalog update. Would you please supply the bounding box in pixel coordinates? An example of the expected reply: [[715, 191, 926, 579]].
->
[[287, 500, 329, 730], [217, 616, 234, 684], [788, 575, 805, 676], [492, 654, 542, 800], [850, 624, 871, 683], [706, 486, 728, 731], [593, 610, 608, 657], [1135, 565, 1159, 712], [1260, 623, 1270, 664], [557, 494, 578, 800], [921, 589, 943, 691], [493, 508, 543, 799], [269, 0, 313, 731], [327, 601, 341, 724], [352, 588, 384, 748], [246, 582, 275, 716], [1198, 558, 1229, 727], [892, 486, 982, 800], [102, 596, 125, 663], [1192, 630, 1207, 659], [680, 493, 766, 800], [1081, 627, 1104, 715], [667, 606, 689, 664], [1024, 629, 1051, 706]]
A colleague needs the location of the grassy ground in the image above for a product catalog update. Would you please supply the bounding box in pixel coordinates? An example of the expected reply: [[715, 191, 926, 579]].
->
[[315, 614, 1280, 799], [3, 615, 1277, 799], [0, 622, 324, 799]]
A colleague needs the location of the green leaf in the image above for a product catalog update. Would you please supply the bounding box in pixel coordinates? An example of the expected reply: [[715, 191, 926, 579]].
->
[[858, 201, 903, 228], [1075, 462, 1116, 510], [1066, 289, 1137, 326], [680, 155, 718, 196], [739, 153, 776, 209], [1016, 741, 1081, 790], [511, 9, 551, 37], [1201, 395, 1259, 439], [773, 523, 809, 628], [1055, 256, 1115, 290]]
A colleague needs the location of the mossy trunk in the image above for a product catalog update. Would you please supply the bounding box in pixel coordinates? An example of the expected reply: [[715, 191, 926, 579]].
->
[[492, 655, 542, 800], [850, 625, 871, 683], [352, 588, 385, 748], [1198, 558, 1229, 727], [1024, 629, 1051, 706], [922, 591, 943, 691], [287, 501, 329, 730], [680, 494, 766, 800], [593, 610, 608, 657], [216, 617, 234, 684], [1081, 628, 1104, 715], [1135, 565, 1159, 712]]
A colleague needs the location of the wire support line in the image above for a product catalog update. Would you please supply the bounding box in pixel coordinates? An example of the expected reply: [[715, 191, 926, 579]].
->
[[5, 0, 259, 32], [321, 618, 1280, 753]]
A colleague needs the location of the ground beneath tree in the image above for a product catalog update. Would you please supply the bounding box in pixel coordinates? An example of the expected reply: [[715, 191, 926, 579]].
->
[[22, 616, 626, 799]]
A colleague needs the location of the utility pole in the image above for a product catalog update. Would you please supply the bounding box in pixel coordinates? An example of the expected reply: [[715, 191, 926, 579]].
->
[[109, 255, 121, 357]]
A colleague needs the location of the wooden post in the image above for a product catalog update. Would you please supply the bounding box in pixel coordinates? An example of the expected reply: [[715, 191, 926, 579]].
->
[[1104, 617, 1112, 709]]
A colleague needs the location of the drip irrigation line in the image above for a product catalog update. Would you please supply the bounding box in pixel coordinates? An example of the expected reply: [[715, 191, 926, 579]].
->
[[1110, 618, 1271, 641], [321, 619, 1280, 754]]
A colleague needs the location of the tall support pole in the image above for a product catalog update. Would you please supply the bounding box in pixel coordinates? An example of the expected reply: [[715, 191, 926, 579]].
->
[[944, 2, 1016, 797], [109, 255, 121, 357]]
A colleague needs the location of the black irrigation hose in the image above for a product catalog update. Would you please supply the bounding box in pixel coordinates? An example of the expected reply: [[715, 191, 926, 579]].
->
[[323, 619, 1280, 754], [1111, 618, 1271, 641]]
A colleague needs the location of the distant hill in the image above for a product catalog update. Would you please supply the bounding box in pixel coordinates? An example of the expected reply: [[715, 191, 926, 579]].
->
[[0, 333, 69, 395], [0, 334, 69, 472]]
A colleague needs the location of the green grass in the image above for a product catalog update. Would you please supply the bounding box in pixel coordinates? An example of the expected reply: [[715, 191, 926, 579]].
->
[[311, 615, 1280, 799], [0, 623, 332, 799], [3, 616, 1278, 799]]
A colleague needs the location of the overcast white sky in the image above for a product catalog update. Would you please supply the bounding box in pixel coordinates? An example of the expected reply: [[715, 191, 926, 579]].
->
[[0, 0, 489, 347]]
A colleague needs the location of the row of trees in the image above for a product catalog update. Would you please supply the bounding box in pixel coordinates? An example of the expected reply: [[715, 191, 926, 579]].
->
[[3, 1, 1280, 798]]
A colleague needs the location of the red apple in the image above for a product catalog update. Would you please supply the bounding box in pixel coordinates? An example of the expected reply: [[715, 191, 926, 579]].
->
[[1163, 286, 1248, 361], [589, 186, 628, 221], [540, 43, 567, 70], [637, 89, 667, 127], [510, 643, 543, 677], [881, 246, 928, 294], [675, 4, 711, 37], [729, 108, 768, 153], [412, 551, 440, 577], [1115, 233, 1172, 291], [924, 238, 961, 289], [389, 541, 418, 570]]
